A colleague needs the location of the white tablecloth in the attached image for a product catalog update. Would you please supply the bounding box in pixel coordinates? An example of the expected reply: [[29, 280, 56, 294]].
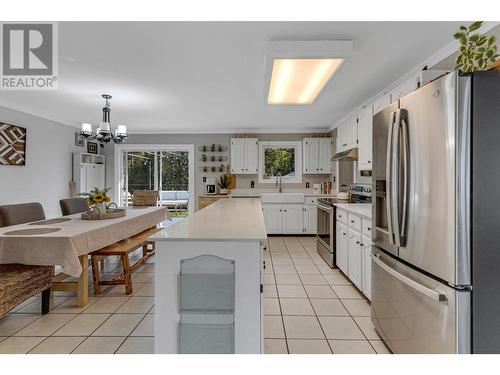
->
[[0, 207, 169, 277]]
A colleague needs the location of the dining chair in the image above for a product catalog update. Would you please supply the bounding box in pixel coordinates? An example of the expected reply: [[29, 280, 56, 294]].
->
[[0, 202, 45, 227], [59, 198, 89, 216], [0, 203, 53, 318]]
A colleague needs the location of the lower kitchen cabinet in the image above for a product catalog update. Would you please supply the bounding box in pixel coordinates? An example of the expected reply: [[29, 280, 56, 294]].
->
[[262, 204, 303, 234], [335, 210, 372, 300], [262, 204, 282, 234], [347, 229, 363, 289], [362, 236, 372, 300], [336, 222, 348, 274], [282, 205, 304, 234], [262, 200, 318, 235], [303, 204, 317, 234]]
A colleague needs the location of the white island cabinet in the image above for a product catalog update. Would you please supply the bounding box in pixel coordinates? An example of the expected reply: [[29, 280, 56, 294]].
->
[[149, 198, 267, 354]]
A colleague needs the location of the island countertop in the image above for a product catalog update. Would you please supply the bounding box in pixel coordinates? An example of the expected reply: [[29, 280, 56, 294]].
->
[[150, 197, 268, 242]]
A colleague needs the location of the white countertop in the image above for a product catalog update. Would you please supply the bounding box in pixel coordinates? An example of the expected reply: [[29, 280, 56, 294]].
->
[[228, 188, 335, 198], [150, 198, 268, 242], [334, 203, 372, 219]]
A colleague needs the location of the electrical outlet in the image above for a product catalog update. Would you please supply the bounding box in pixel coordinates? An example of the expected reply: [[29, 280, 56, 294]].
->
[[250, 181, 255, 188], [305, 182, 310, 188]]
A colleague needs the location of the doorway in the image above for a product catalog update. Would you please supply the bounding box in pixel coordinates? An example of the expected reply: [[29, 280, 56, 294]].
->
[[114, 144, 195, 216]]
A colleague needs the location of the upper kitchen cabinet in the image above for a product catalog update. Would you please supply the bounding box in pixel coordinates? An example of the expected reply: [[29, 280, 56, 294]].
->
[[230, 138, 258, 174], [357, 106, 373, 171], [336, 117, 357, 153], [372, 93, 391, 116], [303, 138, 332, 174]]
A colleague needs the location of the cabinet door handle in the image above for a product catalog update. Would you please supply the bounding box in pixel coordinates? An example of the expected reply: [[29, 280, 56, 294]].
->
[[367, 227, 372, 231], [356, 240, 360, 244], [351, 220, 355, 223], [360, 243, 364, 247]]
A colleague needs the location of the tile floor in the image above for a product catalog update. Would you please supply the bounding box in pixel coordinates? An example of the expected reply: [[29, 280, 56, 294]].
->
[[263, 236, 391, 354], [0, 235, 390, 354]]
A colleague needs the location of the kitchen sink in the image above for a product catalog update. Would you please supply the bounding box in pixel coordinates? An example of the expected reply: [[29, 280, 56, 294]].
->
[[260, 192, 305, 204]]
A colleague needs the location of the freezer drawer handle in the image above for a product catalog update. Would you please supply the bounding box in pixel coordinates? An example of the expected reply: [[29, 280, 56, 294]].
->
[[371, 253, 448, 302]]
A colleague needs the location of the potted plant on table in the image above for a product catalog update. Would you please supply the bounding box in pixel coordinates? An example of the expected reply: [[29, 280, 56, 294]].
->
[[218, 175, 230, 195], [80, 187, 112, 214]]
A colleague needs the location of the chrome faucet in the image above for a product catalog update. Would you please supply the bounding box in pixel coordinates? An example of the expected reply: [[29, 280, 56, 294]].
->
[[276, 173, 282, 193]]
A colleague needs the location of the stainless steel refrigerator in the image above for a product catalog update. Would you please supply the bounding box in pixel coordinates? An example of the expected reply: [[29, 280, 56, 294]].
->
[[371, 70, 500, 354]]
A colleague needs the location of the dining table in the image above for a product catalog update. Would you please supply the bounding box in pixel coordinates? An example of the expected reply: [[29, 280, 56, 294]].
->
[[0, 206, 170, 307]]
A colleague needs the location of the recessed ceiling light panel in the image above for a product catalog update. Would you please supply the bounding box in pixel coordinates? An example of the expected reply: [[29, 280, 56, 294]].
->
[[267, 58, 343, 105], [265, 40, 352, 105]]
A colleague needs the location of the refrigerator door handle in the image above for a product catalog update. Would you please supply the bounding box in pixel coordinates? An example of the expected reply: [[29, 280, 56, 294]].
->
[[385, 111, 396, 245], [391, 110, 401, 247], [371, 253, 448, 302], [399, 112, 410, 246]]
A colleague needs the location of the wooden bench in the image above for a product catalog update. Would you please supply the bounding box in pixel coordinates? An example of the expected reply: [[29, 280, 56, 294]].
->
[[90, 227, 162, 295]]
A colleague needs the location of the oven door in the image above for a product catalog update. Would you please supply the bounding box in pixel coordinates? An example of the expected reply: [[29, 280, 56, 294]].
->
[[316, 203, 333, 250]]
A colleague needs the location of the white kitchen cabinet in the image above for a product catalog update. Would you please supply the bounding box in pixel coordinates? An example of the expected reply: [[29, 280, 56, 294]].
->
[[336, 222, 348, 274], [303, 138, 319, 174], [348, 229, 363, 289], [357, 106, 373, 171], [336, 118, 357, 153], [282, 205, 304, 234], [303, 204, 317, 235], [318, 138, 333, 173], [303, 138, 332, 174], [231, 138, 258, 174], [372, 93, 391, 116], [262, 203, 303, 235], [362, 235, 372, 300], [73, 153, 106, 195], [262, 204, 282, 234]]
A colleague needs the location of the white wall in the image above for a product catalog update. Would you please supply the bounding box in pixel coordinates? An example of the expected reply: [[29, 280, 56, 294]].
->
[[0, 106, 80, 218]]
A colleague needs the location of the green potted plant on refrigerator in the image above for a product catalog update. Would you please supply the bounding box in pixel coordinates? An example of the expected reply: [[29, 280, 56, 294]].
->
[[454, 21, 499, 73]]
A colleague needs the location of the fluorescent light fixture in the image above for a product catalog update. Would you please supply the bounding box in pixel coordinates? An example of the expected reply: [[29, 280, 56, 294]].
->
[[267, 58, 343, 105]]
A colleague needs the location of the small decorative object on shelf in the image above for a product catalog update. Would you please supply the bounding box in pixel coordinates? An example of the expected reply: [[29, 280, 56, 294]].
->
[[202, 154, 207, 162], [219, 164, 224, 172], [218, 174, 230, 195], [211, 166, 216, 172], [218, 144, 223, 152], [87, 142, 98, 154], [210, 144, 216, 152], [210, 155, 215, 162], [202, 145, 207, 152], [203, 167, 208, 172]]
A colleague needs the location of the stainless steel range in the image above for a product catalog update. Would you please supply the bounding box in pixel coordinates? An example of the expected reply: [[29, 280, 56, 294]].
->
[[316, 184, 371, 268]]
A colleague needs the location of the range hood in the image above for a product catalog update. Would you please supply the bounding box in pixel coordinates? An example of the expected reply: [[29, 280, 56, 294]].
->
[[331, 147, 358, 161]]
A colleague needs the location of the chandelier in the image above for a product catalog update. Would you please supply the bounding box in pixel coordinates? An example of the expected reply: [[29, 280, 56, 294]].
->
[[80, 94, 127, 144]]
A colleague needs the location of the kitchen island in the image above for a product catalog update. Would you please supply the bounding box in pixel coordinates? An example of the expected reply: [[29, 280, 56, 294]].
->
[[149, 198, 267, 354]]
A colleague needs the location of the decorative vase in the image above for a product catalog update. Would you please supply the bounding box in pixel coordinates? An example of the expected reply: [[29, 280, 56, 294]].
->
[[219, 188, 228, 195], [96, 203, 107, 215]]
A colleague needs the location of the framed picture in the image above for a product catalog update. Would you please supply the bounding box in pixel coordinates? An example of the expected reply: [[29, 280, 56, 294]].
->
[[87, 142, 98, 154], [75, 131, 85, 147], [0, 122, 26, 166]]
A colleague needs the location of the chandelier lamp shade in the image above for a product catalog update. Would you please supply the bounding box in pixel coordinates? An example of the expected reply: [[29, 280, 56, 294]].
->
[[80, 94, 127, 144]]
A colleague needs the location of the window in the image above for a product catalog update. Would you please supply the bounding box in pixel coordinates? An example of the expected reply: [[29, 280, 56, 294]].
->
[[258, 141, 302, 183]]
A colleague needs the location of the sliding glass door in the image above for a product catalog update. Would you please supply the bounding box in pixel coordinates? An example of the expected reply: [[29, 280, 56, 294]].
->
[[117, 146, 194, 214]]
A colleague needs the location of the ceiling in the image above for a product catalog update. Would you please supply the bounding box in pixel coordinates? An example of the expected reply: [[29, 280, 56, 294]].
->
[[0, 21, 466, 133]]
